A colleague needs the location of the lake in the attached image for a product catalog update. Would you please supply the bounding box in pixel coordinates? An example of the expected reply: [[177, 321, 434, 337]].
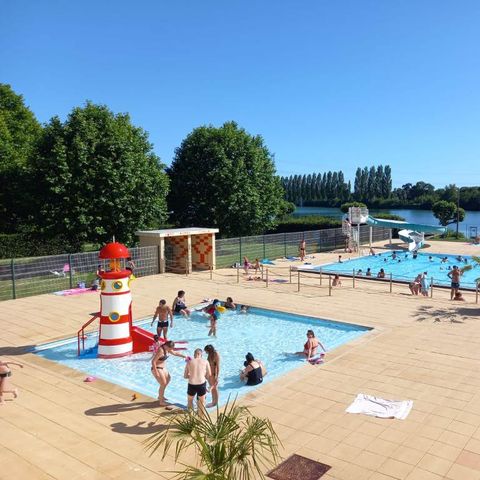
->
[[293, 207, 480, 236]]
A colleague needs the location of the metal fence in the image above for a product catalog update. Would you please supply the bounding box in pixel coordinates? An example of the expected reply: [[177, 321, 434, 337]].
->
[[215, 226, 391, 268], [0, 246, 160, 301], [0, 226, 390, 301]]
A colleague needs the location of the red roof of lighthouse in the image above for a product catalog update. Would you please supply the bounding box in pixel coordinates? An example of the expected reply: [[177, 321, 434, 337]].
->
[[99, 242, 130, 259]]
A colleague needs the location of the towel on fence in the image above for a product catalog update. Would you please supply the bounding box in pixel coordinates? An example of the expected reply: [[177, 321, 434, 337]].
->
[[53, 287, 97, 296], [346, 393, 413, 420]]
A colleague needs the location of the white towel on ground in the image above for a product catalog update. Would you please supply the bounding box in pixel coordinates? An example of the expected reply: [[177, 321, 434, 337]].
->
[[346, 393, 413, 420]]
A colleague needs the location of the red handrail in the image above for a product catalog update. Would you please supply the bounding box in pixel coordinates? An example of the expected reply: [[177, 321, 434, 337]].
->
[[77, 312, 100, 356]]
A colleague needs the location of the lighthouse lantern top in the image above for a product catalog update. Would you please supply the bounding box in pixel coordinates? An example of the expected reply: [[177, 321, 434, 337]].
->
[[99, 242, 130, 259]]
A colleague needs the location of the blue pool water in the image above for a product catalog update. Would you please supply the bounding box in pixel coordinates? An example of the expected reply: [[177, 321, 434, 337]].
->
[[35, 308, 369, 407], [310, 252, 480, 289]]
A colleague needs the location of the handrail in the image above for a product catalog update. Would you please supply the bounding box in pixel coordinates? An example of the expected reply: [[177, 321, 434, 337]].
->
[[77, 312, 100, 356]]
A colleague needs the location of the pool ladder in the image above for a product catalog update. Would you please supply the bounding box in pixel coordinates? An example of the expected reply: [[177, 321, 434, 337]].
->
[[77, 312, 100, 356]]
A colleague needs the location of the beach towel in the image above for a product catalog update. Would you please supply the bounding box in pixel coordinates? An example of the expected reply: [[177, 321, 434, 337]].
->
[[261, 258, 275, 265], [53, 287, 97, 296], [346, 393, 413, 420]]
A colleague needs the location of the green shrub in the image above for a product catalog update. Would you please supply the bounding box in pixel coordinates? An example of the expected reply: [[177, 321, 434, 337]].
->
[[431, 230, 466, 241], [340, 201, 367, 213], [373, 213, 406, 221], [266, 215, 341, 233], [0, 233, 73, 259]]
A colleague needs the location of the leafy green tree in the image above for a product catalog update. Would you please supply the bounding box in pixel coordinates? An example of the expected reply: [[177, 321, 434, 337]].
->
[[0, 84, 42, 232], [145, 400, 281, 480], [32, 102, 169, 247], [168, 122, 285, 237], [432, 200, 465, 226]]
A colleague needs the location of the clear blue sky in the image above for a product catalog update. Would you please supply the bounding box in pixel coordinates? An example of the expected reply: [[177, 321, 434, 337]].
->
[[2, 1, 479, 187]]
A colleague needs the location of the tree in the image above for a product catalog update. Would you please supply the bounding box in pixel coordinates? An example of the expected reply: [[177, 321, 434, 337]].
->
[[145, 400, 281, 480], [432, 200, 465, 226], [32, 102, 169, 247], [168, 122, 285, 237], [0, 84, 42, 232], [382, 165, 392, 198]]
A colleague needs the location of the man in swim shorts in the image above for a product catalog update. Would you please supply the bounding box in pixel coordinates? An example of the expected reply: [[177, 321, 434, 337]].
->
[[448, 265, 463, 300], [184, 348, 212, 416], [151, 300, 173, 339]]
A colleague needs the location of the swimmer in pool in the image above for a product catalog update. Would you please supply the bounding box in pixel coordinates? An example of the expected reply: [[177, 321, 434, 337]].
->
[[224, 297, 236, 310]]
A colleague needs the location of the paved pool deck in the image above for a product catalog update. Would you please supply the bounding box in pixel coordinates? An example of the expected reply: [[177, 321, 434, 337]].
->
[[1, 239, 480, 480]]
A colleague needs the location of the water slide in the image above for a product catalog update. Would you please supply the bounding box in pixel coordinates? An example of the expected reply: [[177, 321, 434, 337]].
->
[[366, 216, 447, 251]]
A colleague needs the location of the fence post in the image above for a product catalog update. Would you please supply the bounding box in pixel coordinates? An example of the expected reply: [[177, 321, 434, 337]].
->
[[430, 277, 434, 298], [185, 264, 188, 277], [319, 267, 322, 286], [157, 245, 162, 274], [210, 267, 213, 280], [353, 269, 356, 288], [11, 258, 16, 300], [476, 282, 479, 304], [389, 273, 393, 293], [297, 270, 300, 292], [68, 254, 73, 289], [289, 266, 292, 283], [329, 274, 332, 296], [239, 237, 242, 265], [261, 264, 264, 280], [263, 235, 266, 260], [237, 266, 240, 283], [266, 268, 269, 288], [284, 233, 287, 257]]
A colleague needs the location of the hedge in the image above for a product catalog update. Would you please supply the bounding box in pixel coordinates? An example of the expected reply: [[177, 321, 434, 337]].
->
[[0, 233, 73, 259], [267, 215, 342, 234]]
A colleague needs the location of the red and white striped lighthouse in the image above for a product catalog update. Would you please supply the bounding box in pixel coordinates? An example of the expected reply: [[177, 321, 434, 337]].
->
[[97, 242, 133, 358]]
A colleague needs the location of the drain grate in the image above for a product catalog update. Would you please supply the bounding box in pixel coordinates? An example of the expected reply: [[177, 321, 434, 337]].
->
[[267, 454, 331, 480]]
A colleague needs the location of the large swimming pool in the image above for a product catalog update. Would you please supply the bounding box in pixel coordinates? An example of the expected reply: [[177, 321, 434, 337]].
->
[[307, 252, 479, 289], [35, 307, 369, 407]]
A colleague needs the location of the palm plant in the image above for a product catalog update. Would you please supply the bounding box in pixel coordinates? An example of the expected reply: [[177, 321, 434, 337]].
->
[[144, 399, 281, 480]]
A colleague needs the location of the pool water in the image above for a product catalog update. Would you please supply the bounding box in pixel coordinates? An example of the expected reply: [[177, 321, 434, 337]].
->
[[35, 307, 369, 407], [311, 252, 480, 288]]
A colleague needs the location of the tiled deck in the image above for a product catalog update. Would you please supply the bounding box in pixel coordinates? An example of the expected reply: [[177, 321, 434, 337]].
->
[[1, 239, 480, 479]]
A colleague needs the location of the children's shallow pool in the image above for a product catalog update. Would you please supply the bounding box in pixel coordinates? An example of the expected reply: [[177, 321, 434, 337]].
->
[[307, 252, 479, 289], [35, 307, 369, 407]]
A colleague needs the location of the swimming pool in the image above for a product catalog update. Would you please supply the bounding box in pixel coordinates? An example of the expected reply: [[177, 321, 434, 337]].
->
[[35, 307, 369, 407], [306, 252, 480, 289]]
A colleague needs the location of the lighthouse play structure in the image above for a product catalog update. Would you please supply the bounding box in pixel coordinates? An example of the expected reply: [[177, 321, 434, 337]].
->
[[78, 242, 163, 358], [97, 242, 135, 358]]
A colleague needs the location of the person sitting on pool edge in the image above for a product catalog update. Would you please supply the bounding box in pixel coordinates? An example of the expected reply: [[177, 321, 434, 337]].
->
[[172, 290, 191, 318], [240, 353, 266, 386], [377, 268, 386, 279], [296, 330, 326, 362]]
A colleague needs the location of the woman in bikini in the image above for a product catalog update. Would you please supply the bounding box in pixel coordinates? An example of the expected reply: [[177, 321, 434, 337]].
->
[[151, 340, 187, 406], [204, 344, 221, 407], [296, 330, 326, 361], [0, 358, 23, 405]]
